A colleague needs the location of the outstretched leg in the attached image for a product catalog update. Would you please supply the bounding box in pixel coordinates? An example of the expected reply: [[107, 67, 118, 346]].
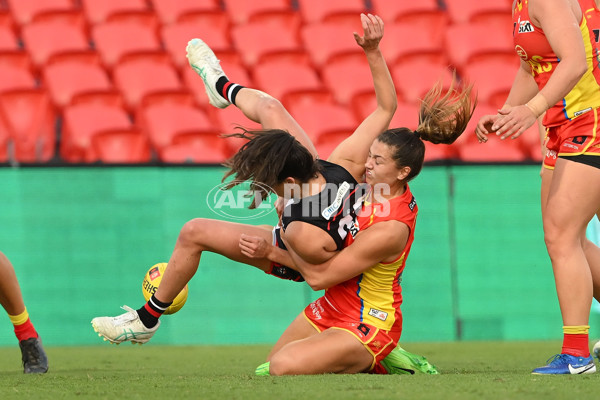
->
[[186, 38, 318, 156]]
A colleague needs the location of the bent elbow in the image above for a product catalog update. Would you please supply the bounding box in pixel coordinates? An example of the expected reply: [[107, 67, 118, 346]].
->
[[304, 275, 328, 291]]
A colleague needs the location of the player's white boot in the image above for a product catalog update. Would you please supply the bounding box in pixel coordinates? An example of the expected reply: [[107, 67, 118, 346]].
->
[[186, 38, 230, 109], [91, 305, 160, 344]]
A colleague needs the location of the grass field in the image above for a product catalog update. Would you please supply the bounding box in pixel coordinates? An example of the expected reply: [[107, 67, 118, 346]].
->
[[1, 341, 599, 400]]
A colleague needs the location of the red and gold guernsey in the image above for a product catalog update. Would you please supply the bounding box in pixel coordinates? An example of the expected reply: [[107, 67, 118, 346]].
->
[[323, 185, 418, 334], [513, 0, 600, 127]]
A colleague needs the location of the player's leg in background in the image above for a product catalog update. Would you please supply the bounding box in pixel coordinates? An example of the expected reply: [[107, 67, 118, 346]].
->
[[185, 38, 317, 157], [0, 251, 48, 373]]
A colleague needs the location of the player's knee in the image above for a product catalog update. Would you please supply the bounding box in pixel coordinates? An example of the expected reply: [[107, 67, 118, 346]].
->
[[178, 218, 210, 250], [256, 96, 286, 122], [268, 352, 296, 376]]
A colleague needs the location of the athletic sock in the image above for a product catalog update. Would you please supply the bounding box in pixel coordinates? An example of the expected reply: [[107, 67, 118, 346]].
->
[[137, 295, 172, 329], [215, 76, 244, 105], [9, 308, 38, 341], [255, 361, 270, 376], [562, 325, 590, 357]]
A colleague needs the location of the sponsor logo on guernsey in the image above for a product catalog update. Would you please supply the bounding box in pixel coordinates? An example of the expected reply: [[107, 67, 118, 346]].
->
[[368, 308, 388, 321], [515, 45, 528, 61], [408, 196, 416, 212], [518, 20, 534, 33], [322, 181, 350, 220], [546, 149, 557, 159], [573, 108, 592, 117]]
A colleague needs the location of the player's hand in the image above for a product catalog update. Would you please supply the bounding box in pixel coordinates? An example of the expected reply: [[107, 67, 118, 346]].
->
[[492, 104, 537, 140], [353, 13, 384, 51], [239, 234, 271, 259], [474, 114, 499, 143]]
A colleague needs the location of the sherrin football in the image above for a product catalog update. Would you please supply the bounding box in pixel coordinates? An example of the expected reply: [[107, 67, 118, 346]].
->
[[142, 262, 188, 315]]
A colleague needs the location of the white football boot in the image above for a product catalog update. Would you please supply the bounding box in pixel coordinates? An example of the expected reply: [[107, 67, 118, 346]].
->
[[91, 305, 160, 344], [186, 38, 231, 109]]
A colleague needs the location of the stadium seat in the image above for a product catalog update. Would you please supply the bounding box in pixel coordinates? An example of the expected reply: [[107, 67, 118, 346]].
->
[[182, 61, 252, 108], [162, 21, 233, 70], [296, 0, 367, 24], [21, 19, 90, 70], [282, 89, 334, 114], [31, 9, 87, 33], [46, 49, 101, 68], [0, 89, 56, 162], [42, 60, 112, 109], [70, 90, 125, 109], [105, 10, 160, 37], [423, 140, 456, 163], [461, 58, 519, 106], [159, 131, 231, 164], [252, 60, 322, 101], [231, 20, 302, 67], [456, 137, 530, 163], [314, 131, 352, 160], [0, 23, 18, 51], [7, 0, 75, 26], [81, 0, 148, 26], [92, 20, 161, 69], [139, 103, 218, 150], [223, 0, 293, 25], [380, 23, 446, 65], [321, 54, 378, 106], [247, 10, 302, 36], [370, 0, 440, 21], [469, 10, 513, 30], [288, 100, 357, 143], [112, 56, 183, 111], [394, 10, 450, 44], [301, 22, 364, 69], [151, 0, 220, 25], [207, 105, 261, 153], [90, 128, 152, 163], [0, 62, 37, 92], [444, 22, 514, 70], [391, 60, 455, 105], [0, 119, 9, 162], [61, 103, 134, 162], [444, 0, 512, 24]]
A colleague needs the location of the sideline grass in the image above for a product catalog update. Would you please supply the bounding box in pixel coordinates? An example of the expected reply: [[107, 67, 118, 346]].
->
[[1, 341, 599, 400]]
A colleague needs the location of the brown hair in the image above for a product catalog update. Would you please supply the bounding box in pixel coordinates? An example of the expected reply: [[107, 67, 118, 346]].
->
[[377, 74, 476, 182], [221, 128, 321, 208]]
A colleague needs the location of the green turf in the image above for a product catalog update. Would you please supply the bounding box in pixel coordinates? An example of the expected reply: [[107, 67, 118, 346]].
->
[[1, 341, 599, 400]]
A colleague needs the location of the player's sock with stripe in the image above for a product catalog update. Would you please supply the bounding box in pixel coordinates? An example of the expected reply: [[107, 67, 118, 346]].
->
[[9, 308, 38, 341], [215, 76, 244, 106], [255, 362, 270, 376], [562, 325, 590, 357], [137, 295, 172, 329]]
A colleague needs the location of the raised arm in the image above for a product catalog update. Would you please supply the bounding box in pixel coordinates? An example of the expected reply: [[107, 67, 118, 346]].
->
[[327, 14, 397, 181]]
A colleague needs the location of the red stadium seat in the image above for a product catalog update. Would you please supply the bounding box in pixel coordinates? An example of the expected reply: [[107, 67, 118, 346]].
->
[[252, 60, 322, 101], [380, 22, 446, 65], [389, 102, 421, 131], [31, 9, 87, 33], [247, 10, 302, 36], [371, 0, 440, 21], [7, 0, 75, 26], [70, 90, 125, 109], [445, 22, 514, 71], [43, 60, 112, 109], [113, 56, 183, 111], [105, 10, 160, 37], [0, 63, 36, 92], [0, 119, 9, 162], [391, 60, 455, 105], [444, 0, 512, 24], [223, 0, 293, 25], [151, 0, 220, 25], [162, 21, 232, 70], [296, 0, 367, 24], [92, 20, 161, 69], [288, 100, 357, 143], [21, 19, 90, 70], [61, 103, 133, 162], [423, 140, 457, 163], [182, 61, 252, 108], [457, 137, 529, 163], [0, 50, 35, 79], [394, 10, 450, 44], [462, 58, 519, 105], [231, 20, 302, 67], [139, 103, 218, 150], [81, 0, 148, 25], [321, 54, 378, 106], [159, 131, 231, 164], [301, 22, 363, 69], [0, 89, 56, 162], [90, 128, 152, 163], [0, 23, 18, 51]]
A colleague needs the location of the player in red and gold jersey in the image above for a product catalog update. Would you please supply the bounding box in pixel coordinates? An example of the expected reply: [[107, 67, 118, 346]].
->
[[242, 82, 475, 375], [476, 0, 600, 375]]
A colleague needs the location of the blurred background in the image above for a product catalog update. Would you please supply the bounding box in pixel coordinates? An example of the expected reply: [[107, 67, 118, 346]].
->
[[2, 0, 595, 348]]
